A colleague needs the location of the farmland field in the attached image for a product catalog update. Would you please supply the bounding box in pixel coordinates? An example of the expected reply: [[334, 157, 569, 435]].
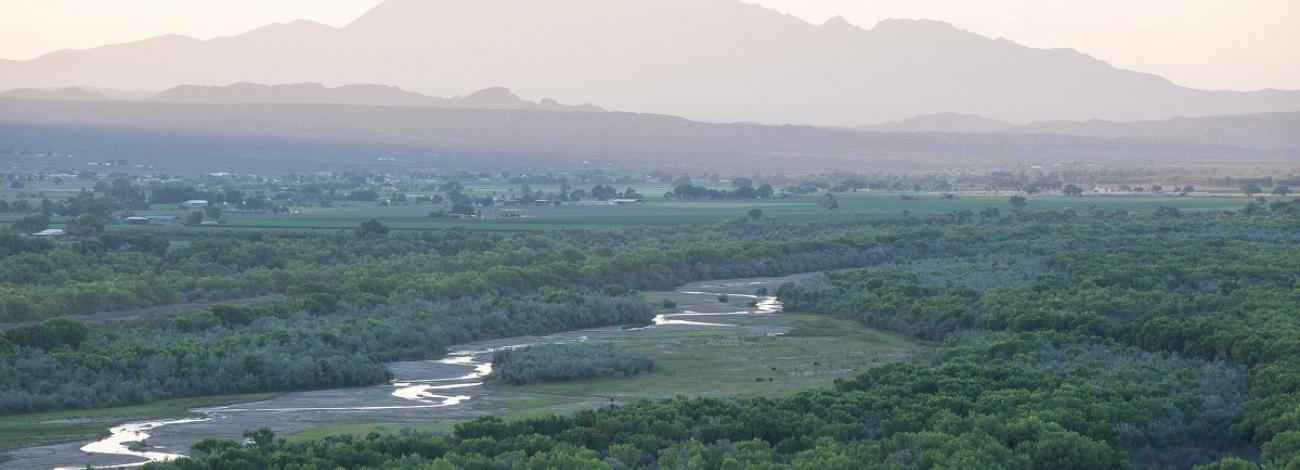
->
[[0, 190, 1254, 234]]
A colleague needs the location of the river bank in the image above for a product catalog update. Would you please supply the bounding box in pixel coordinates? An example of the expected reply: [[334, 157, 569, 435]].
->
[[4, 271, 926, 470]]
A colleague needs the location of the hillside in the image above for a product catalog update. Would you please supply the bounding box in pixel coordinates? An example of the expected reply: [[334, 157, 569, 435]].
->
[[863, 112, 1300, 150], [149, 83, 603, 112], [0, 98, 1288, 173]]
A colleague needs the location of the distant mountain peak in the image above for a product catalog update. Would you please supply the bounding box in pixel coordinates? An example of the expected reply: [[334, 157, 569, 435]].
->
[[463, 86, 523, 103], [820, 15, 859, 30]]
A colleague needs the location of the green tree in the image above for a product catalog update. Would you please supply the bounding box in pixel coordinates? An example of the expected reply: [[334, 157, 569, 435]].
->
[[10, 214, 49, 233], [358, 218, 389, 237], [1010, 195, 1028, 210], [1262, 431, 1300, 468], [65, 214, 104, 236], [819, 192, 840, 211], [204, 204, 222, 220], [747, 209, 764, 221]]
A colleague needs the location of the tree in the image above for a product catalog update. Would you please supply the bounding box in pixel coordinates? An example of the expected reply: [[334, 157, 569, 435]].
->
[[981, 207, 1001, 220], [10, 214, 49, 233], [747, 209, 764, 221], [358, 218, 389, 237], [2, 317, 90, 350], [1063, 185, 1084, 197], [1010, 195, 1028, 210], [184, 211, 205, 226], [1243, 184, 1264, 197], [65, 214, 104, 236], [819, 192, 840, 211], [1273, 186, 1291, 197], [440, 181, 465, 194], [204, 204, 222, 220]]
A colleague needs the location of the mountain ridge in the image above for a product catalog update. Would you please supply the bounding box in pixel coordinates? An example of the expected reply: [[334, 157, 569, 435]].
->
[[147, 82, 604, 112], [861, 112, 1300, 150], [1, 97, 1290, 174], [1, 0, 1297, 124]]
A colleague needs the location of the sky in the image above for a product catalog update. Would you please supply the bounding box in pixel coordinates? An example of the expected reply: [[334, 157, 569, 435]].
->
[[0, 0, 1296, 91]]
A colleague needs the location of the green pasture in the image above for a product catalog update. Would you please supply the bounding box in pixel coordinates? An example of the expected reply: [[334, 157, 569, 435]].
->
[[0, 192, 1255, 234]]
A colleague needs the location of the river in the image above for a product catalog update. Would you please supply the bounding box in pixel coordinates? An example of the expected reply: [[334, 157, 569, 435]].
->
[[6, 272, 825, 470]]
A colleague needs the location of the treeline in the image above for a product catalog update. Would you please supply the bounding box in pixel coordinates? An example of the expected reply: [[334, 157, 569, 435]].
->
[[487, 342, 654, 385], [148, 333, 1247, 470], [0, 218, 949, 323]]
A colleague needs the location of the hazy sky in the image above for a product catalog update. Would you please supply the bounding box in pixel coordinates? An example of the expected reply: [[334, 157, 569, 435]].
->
[[1, 0, 1296, 91]]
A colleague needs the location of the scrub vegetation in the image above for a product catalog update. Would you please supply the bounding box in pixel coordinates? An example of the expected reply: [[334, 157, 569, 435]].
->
[[137, 199, 1300, 469], [487, 342, 655, 385]]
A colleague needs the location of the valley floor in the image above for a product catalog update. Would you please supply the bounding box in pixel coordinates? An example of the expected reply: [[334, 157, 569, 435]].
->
[[1, 272, 928, 470]]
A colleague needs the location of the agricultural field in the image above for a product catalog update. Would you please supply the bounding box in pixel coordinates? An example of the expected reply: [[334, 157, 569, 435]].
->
[[0, 189, 1255, 234]]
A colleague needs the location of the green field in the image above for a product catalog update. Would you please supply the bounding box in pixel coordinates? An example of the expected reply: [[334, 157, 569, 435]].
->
[[1, 191, 1255, 234], [288, 313, 929, 442], [0, 393, 278, 452]]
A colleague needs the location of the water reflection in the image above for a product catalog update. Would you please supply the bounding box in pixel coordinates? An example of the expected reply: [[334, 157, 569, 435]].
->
[[52, 418, 209, 470]]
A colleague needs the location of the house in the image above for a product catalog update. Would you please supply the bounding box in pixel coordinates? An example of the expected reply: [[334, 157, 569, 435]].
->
[[610, 199, 644, 206], [33, 229, 65, 237], [499, 209, 528, 218], [182, 200, 209, 208]]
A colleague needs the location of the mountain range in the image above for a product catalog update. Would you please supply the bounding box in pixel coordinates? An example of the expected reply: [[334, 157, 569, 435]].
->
[[2, 0, 1297, 125], [147, 83, 603, 112], [1, 83, 602, 112], [1, 97, 1291, 174], [862, 112, 1300, 151], [1, 87, 108, 101]]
